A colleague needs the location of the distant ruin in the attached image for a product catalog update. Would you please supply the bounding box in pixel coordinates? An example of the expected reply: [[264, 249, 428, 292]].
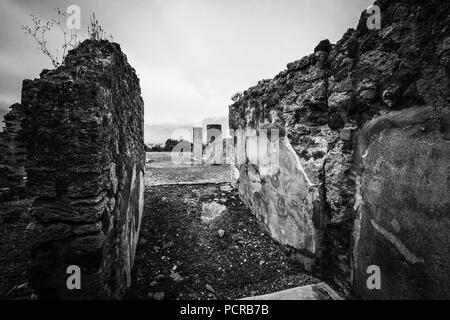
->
[[205, 124, 223, 165]]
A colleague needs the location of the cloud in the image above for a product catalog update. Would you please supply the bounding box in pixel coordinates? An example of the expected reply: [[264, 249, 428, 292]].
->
[[0, 0, 375, 131]]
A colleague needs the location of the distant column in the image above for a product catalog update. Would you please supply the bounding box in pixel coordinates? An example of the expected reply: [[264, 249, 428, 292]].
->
[[206, 124, 222, 165], [206, 124, 222, 144], [193, 127, 203, 165]]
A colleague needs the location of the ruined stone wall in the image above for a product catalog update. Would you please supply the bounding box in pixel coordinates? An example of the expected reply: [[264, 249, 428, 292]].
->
[[229, 0, 450, 299], [21, 40, 145, 299], [0, 103, 26, 201]]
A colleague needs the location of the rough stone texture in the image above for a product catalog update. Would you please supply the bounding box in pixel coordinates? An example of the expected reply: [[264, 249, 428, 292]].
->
[[229, 0, 450, 298], [0, 103, 27, 201], [353, 106, 450, 299], [21, 40, 145, 299]]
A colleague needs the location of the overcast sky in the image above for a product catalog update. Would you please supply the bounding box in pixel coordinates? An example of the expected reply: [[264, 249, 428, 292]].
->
[[0, 0, 373, 130]]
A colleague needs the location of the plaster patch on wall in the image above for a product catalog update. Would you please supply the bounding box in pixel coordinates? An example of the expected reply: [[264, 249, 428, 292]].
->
[[371, 220, 424, 264]]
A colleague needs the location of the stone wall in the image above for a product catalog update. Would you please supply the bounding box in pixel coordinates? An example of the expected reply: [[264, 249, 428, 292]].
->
[[21, 40, 145, 299], [353, 106, 450, 299], [229, 0, 450, 298], [0, 103, 26, 201]]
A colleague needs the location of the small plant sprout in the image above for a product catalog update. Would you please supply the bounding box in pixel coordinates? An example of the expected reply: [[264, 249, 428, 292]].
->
[[88, 13, 113, 41], [22, 8, 80, 67]]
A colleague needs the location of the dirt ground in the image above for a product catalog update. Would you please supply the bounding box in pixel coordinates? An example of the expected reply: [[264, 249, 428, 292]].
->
[[125, 182, 321, 300], [0, 153, 321, 300]]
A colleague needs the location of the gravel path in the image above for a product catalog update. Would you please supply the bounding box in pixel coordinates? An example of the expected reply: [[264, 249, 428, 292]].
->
[[0, 157, 322, 300]]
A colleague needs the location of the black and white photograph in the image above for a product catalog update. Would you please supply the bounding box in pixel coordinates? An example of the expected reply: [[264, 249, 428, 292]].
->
[[0, 0, 449, 308]]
